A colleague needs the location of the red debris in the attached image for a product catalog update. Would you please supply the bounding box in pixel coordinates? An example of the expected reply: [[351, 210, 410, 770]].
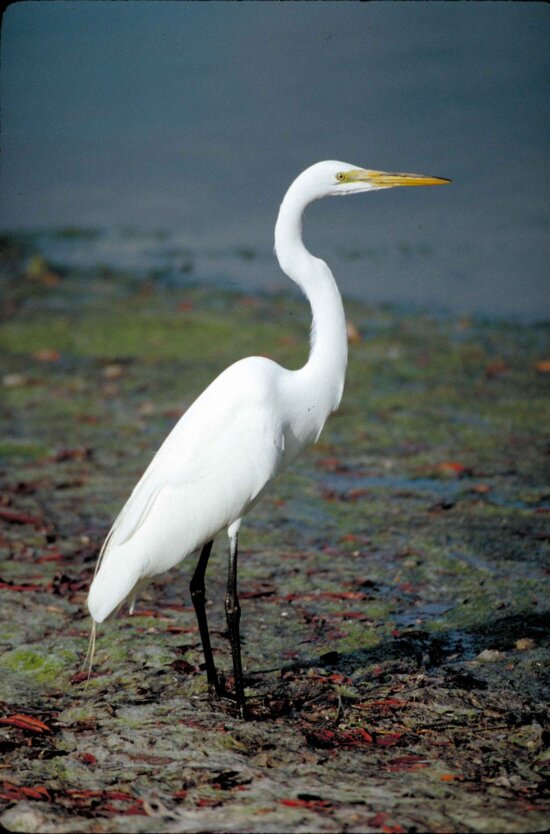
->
[[52, 447, 93, 462], [375, 733, 403, 747], [326, 673, 352, 685], [356, 699, 406, 710], [305, 727, 374, 749], [386, 754, 428, 772], [170, 659, 197, 674], [0, 782, 52, 802], [0, 508, 46, 527], [280, 797, 333, 810], [0, 714, 52, 733], [0, 580, 43, 592], [436, 460, 467, 476]]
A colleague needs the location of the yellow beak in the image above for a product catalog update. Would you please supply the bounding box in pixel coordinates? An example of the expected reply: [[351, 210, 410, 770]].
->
[[349, 169, 451, 187]]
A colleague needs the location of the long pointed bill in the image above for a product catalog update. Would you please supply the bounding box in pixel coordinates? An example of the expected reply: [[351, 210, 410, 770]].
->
[[350, 169, 451, 187]]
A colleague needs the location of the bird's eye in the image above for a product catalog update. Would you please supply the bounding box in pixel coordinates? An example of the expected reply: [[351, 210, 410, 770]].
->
[[336, 173, 346, 182]]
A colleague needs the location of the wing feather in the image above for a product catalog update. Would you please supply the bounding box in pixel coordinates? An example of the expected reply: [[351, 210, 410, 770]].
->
[[88, 357, 286, 621]]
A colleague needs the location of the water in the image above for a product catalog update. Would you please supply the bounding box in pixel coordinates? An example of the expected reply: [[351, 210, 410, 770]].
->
[[1, 2, 548, 320]]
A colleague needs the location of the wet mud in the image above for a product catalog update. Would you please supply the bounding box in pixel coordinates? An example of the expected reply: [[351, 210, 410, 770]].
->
[[0, 235, 548, 832]]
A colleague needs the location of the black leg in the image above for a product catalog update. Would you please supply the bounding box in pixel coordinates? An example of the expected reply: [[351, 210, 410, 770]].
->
[[225, 532, 247, 718], [190, 540, 221, 696]]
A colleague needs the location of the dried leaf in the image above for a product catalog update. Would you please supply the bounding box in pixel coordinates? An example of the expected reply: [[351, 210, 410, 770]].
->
[[33, 349, 61, 362], [53, 447, 93, 462], [326, 673, 352, 685], [485, 360, 508, 379], [305, 727, 373, 749], [0, 782, 52, 802], [0, 714, 52, 733], [354, 699, 406, 710], [436, 460, 466, 476], [70, 670, 102, 685], [166, 625, 197, 634], [368, 812, 390, 827], [471, 483, 491, 494], [376, 733, 403, 747], [170, 659, 197, 674], [386, 754, 428, 772], [280, 797, 333, 809], [316, 457, 345, 472], [0, 579, 43, 592], [0, 508, 46, 527]]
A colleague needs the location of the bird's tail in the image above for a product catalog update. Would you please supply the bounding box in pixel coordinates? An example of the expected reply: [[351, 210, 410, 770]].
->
[[87, 551, 142, 623], [82, 531, 113, 682], [84, 537, 147, 684]]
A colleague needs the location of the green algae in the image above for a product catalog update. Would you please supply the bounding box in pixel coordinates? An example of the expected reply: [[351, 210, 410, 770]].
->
[[0, 440, 50, 461], [0, 237, 548, 833], [0, 647, 73, 686]]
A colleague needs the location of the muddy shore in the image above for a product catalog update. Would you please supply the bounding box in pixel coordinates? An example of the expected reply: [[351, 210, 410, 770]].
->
[[1, 235, 548, 832]]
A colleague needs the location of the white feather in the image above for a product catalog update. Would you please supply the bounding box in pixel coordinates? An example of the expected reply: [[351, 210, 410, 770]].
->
[[88, 357, 288, 622], [87, 159, 448, 640]]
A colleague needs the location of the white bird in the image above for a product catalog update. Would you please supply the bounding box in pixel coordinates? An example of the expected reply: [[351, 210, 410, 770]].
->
[[87, 161, 449, 716]]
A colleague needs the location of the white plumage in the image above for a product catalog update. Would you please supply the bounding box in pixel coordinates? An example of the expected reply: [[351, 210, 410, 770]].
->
[[87, 160, 449, 714], [88, 358, 288, 621]]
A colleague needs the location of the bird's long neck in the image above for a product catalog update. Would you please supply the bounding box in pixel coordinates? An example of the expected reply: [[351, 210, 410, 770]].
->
[[274, 182, 348, 418]]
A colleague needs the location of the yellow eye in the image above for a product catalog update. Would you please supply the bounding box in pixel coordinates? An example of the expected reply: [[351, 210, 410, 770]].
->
[[336, 172, 346, 182]]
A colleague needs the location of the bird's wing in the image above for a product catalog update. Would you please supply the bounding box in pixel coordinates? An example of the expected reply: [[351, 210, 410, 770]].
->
[[99, 357, 286, 556]]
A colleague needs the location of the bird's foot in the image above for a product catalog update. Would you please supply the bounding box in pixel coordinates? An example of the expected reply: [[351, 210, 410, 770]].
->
[[211, 674, 249, 718], [207, 675, 224, 700], [234, 700, 248, 720]]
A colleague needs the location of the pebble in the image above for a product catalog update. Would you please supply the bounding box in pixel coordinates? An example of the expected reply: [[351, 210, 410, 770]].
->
[[515, 637, 535, 651], [102, 363, 124, 379], [475, 649, 507, 663], [3, 373, 28, 387]]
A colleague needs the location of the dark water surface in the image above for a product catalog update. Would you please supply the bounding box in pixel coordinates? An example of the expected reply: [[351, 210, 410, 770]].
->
[[1, 2, 548, 319]]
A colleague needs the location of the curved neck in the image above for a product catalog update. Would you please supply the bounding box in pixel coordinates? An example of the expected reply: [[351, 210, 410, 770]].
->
[[274, 181, 348, 413]]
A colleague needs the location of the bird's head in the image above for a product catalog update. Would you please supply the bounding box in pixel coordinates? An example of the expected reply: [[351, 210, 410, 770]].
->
[[294, 160, 450, 201]]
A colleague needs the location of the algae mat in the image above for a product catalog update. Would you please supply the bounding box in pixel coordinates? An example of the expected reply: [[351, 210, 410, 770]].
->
[[0, 237, 549, 832]]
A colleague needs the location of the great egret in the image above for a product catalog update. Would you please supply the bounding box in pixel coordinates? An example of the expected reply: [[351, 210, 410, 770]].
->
[[87, 160, 449, 716]]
